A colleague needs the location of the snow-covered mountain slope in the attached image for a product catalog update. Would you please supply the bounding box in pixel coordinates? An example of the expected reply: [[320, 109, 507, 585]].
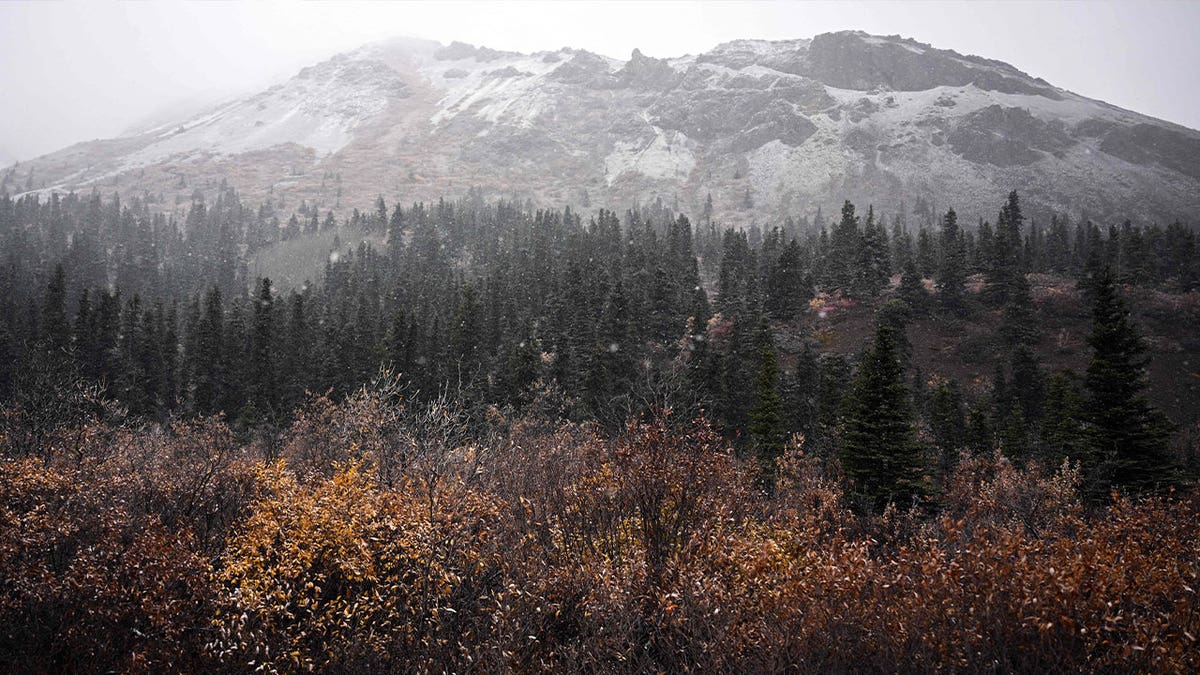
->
[[6, 31, 1200, 226]]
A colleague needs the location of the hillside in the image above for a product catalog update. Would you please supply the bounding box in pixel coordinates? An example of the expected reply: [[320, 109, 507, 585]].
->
[[5, 31, 1200, 226]]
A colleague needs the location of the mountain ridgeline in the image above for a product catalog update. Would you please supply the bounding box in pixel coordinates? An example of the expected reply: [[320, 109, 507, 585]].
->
[[5, 31, 1200, 227]]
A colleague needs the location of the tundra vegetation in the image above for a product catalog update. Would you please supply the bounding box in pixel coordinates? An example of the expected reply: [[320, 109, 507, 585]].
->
[[1, 187, 1197, 672]]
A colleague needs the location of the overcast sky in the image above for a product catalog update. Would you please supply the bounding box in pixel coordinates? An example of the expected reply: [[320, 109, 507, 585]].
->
[[2, 0, 1198, 164]]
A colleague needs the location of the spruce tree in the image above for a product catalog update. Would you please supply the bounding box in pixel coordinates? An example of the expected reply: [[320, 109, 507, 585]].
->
[[1009, 345, 1045, 424], [839, 322, 926, 510], [1083, 267, 1176, 494], [749, 319, 786, 472], [829, 201, 860, 293], [1040, 370, 1088, 467], [897, 258, 929, 315], [855, 206, 891, 297], [983, 191, 1024, 305], [935, 208, 967, 314], [766, 239, 808, 320], [41, 264, 70, 355], [929, 379, 967, 472], [192, 287, 224, 415], [249, 278, 277, 412], [999, 272, 1038, 348]]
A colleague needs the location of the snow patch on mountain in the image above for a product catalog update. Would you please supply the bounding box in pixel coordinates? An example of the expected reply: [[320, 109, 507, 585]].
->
[[605, 125, 696, 184], [120, 57, 406, 169], [425, 53, 562, 127]]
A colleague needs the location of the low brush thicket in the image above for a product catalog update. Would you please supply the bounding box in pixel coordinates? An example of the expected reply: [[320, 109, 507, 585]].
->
[[2, 382, 1197, 673]]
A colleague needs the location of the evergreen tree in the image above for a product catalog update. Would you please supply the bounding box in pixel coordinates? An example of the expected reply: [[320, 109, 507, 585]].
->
[[935, 208, 967, 314], [928, 379, 967, 472], [1009, 345, 1045, 425], [41, 264, 70, 355], [854, 206, 891, 297], [999, 272, 1038, 348], [839, 322, 926, 510], [983, 191, 1024, 305], [281, 292, 311, 410], [765, 239, 808, 320], [897, 258, 929, 315], [1040, 370, 1088, 467], [916, 227, 936, 278], [1083, 267, 1176, 494], [192, 287, 224, 415], [782, 342, 819, 440], [249, 278, 277, 412], [749, 319, 786, 473], [828, 201, 860, 293]]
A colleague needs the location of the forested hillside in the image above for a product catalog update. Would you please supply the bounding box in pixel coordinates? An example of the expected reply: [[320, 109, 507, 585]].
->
[[1, 185, 1198, 671]]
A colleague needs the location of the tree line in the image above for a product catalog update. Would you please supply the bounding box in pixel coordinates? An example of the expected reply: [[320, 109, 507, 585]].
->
[[1, 186, 1194, 508]]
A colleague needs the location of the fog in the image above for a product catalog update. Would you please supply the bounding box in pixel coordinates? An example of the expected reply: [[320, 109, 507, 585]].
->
[[2, 0, 1198, 164]]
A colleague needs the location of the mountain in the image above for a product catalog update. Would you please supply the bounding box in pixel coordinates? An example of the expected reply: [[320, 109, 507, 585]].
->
[[6, 31, 1200, 226]]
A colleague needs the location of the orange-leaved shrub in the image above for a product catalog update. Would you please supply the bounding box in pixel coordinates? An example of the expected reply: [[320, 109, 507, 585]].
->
[[209, 460, 508, 673], [1, 392, 1197, 673]]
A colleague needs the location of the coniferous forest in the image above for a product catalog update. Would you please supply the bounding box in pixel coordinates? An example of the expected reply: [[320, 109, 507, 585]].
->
[[1, 185, 1199, 672]]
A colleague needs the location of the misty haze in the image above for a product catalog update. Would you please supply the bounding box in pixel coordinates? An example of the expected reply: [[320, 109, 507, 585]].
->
[[1, 1, 1198, 672]]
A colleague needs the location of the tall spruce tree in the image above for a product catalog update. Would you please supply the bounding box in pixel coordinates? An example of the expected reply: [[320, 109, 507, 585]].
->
[[766, 239, 808, 320], [41, 264, 70, 355], [983, 191, 1024, 305], [855, 206, 891, 297], [929, 379, 967, 472], [829, 200, 860, 293], [839, 322, 926, 510], [249, 278, 277, 412], [1041, 370, 1088, 467], [1083, 266, 1176, 495], [749, 319, 786, 473], [192, 287, 224, 415], [935, 208, 967, 314]]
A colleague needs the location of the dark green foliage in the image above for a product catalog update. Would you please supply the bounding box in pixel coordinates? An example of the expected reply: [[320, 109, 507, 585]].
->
[[916, 227, 936, 278], [839, 322, 926, 510], [250, 278, 277, 413], [855, 206, 891, 298], [1009, 345, 1045, 425], [1083, 267, 1176, 495], [749, 320, 786, 472], [816, 353, 852, 442], [766, 240, 808, 320], [966, 403, 994, 454], [0, 187, 1189, 501], [935, 208, 967, 314], [875, 300, 913, 370], [828, 201, 860, 293], [897, 258, 929, 314], [983, 191, 1024, 306], [928, 379, 967, 472], [1000, 273, 1038, 348], [41, 264, 70, 354], [1041, 370, 1088, 467], [192, 287, 224, 415]]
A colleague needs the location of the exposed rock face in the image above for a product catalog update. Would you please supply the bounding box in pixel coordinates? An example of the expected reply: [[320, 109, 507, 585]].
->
[[1098, 124, 1200, 181], [7, 31, 1200, 227], [948, 105, 1074, 166], [805, 32, 1061, 98]]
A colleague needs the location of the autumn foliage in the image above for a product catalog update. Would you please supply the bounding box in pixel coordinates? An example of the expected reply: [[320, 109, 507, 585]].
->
[[1, 387, 1197, 673]]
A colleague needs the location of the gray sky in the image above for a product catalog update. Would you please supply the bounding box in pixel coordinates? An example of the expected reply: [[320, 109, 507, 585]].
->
[[2, 0, 1198, 164]]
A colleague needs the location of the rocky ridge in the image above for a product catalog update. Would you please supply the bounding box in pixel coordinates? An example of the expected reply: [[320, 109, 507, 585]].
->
[[5, 31, 1199, 227]]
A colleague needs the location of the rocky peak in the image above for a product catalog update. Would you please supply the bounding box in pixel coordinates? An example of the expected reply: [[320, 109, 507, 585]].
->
[[805, 31, 1061, 98], [616, 48, 681, 90], [9, 31, 1200, 227]]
